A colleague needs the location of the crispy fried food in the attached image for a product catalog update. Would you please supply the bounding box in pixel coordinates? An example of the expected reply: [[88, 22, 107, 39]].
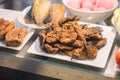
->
[[0, 20, 9, 30], [73, 21, 86, 42], [62, 22, 75, 31], [0, 21, 14, 40], [82, 27, 103, 39], [45, 22, 61, 43], [72, 40, 84, 48], [32, 0, 51, 25], [89, 33, 102, 39], [59, 30, 77, 44], [83, 27, 102, 35], [44, 44, 59, 54], [39, 30, 46, 49], [72, 48, 87, 60], [85, 45, 98, 59], [64, 47, 87, 60], [59, 16, 80, 25], [39, 16, 107, 60], [46, 30, 60, 43], [95, 38, 107, 49], [50, 4, 66, 22], [54, 43, 73, 51], [5, 27, 28, 47]]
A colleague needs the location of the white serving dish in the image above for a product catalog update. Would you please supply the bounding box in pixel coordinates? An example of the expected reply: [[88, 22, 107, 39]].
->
[[0, 13, 35, 50], [27, 21, 116, 68], [0, 28, 34, 50]]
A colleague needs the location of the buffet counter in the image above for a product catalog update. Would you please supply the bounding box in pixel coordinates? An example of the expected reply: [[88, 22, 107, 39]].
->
[[0, 8, 120, 80]]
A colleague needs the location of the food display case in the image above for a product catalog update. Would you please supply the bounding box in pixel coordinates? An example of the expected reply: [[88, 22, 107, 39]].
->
[[0, 1, 120, 80]]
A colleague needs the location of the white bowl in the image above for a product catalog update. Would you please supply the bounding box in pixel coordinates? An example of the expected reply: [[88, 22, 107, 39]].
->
[[62, 0, 118, 23]]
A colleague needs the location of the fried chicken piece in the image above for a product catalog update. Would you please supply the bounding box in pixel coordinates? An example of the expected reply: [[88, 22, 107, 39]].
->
[[0, 20, 9, 31], [62, 22, 75, 31], [89, 33, 102, 39], [50, 4, 66, 22], [5, 27, 28, 47], [65, 48, 87, 60], [96, 38, 107, 49], [72, 40, 84, 48], [73, 48, 87, 60], [0, 21, 14, 40], [45, 21, 61, 43], [59, 16, 80, 26], [32, 0, 51, 25], [44, 44, 59, 54], [59, 30, 77, 44], [83, 27, 103, 35], [39, 30, 47, 49], [73, 21, 86, 42], [85, 45, 98, 59], [82, 27, 103, 39], [91, 27, 103, 33], [46, 30, 60, 43], [83, 28, 96, 36], [54, 43, 73, 51], [87, 38, 107, 49]]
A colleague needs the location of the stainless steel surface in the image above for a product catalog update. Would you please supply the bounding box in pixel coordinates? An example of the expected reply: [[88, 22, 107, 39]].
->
[[0, 6, 120, 80]]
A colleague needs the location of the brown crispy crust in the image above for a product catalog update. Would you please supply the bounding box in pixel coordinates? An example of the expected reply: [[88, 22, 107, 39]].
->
[[5, 27, 28, 47], [0, 19, 14, 40], [0, 20, 10, 31]]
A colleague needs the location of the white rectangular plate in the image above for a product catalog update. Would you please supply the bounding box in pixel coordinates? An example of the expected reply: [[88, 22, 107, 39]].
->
[[27, 22, 116, 68], [0, 28, 34, 50], [0, 10, 35, 50]]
